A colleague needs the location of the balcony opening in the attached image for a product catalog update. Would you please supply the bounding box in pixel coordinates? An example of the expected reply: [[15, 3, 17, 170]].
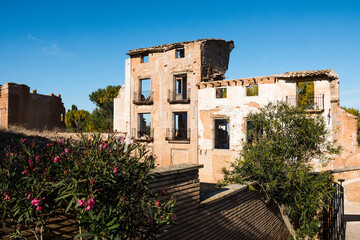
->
[[214, 119, 229, 149], [141, 54, 149, 63], [246, 84, 258, 96], [286, 81, 324, 111], [134, 78, 153, 105], [168, 74, 190, 104], [176, 49, 185, 58], [133, 113, 153, 141], [216, 88, 227, 98], [166, 112, 190, 142], [297, 81, 315, 109]]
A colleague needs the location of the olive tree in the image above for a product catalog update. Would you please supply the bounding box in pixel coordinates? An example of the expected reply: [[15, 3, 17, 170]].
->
[[222, 101, 340, 239]]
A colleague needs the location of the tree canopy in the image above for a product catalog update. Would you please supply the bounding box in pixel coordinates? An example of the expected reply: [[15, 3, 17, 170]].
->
[[222, 101, 340, 239], [88, 85, 121, 132], [64, 105, 90, 131], [64, 86, 121, 132]]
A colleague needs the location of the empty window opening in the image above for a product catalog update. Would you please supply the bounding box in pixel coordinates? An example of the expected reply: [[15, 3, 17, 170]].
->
[[297, 81, 315, 109], [216, 88, 227, 98], [173, 112, 188, 140], [246, 85, 258, 96], [214, 119, 229, 149], [140, 78, 151, 100], [176, 49, 185, 58], [138, 113, 151, 137], [174, 74, 187, 99], [141, 54, 149, 63]]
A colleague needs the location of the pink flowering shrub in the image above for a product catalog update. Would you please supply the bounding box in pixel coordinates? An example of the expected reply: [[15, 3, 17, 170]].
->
[[0, 134, 175, 239]]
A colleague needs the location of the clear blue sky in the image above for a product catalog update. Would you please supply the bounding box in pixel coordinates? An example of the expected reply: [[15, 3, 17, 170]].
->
[[1, 0, 359, 112]]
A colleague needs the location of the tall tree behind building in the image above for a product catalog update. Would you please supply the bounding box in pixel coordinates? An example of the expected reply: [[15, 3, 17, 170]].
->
[[65, 105, 90, 132], [87, 85, 121, 132]]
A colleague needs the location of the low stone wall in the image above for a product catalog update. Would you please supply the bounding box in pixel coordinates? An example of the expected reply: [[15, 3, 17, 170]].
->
[[151, 164, 289, 240]]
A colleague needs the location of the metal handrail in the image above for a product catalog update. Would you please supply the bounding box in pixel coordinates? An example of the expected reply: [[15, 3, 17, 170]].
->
[[168, 88, 191, 103], [133, 91, 154, 104], [165, 128, 191, 141], [286, 94, 324, 110], [131, 128, 154, 141]]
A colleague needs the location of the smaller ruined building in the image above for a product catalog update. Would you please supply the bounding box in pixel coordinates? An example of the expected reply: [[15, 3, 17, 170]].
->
[[0, 82, 65, 130]]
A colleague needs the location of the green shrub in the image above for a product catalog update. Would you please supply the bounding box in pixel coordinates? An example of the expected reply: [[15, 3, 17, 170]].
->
[[1, 134, 175, 239], [222, 101, 340, 239]]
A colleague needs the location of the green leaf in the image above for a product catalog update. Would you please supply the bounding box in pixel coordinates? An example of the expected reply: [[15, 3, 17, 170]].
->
[[75, 232, 98, 238], [107, 223, 120, 230]]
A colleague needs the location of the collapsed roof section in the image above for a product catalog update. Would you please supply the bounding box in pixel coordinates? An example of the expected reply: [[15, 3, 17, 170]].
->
[[127, 38, 234, 82], [201, 40, 234, 81], [277, 69, 339, 79]]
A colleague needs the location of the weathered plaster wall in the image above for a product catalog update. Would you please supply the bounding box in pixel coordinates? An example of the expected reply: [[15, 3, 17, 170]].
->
[[114, 58, 131, 136], [0, 83, 65, 130]]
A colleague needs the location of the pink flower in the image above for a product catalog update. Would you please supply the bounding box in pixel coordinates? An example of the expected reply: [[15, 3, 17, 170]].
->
[[36, 206, 42, 211], [119, 136, 125, 141], [65, 148, 70, 153], [27, 194, 31, 200], [31, 198, 40, 206], [57, 139, 63, 144], [83, 150, 88, 155], [28, 159, 33, 163], [22, 170, 28, 175], [77, 199, 85, 207], [4, 193, 10, 201], [21, 139, 27, 143], [86, 198, 95, 210], [90, 180, 95, 185], [113, 167, 118, 173], [46, 143, 52, 147], [102, 144, 107, 150], [53, 156, 60, 163]]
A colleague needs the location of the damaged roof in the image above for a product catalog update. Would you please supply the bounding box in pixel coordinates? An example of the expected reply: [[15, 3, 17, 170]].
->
[[277, 69, 339, 79], [127, 38, 230, 55]]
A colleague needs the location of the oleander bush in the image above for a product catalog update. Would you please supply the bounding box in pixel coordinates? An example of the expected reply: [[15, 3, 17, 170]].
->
[[222, 101, 340, 240], [1, 134, 175, 240]]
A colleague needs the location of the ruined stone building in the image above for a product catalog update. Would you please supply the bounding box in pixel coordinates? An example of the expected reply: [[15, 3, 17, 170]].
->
[[114, 39, 359, 199], [0, 82, 65, 130]]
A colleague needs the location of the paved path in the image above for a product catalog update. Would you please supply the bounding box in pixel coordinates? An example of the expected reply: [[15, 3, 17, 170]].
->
[[345, 201, 360, 239]]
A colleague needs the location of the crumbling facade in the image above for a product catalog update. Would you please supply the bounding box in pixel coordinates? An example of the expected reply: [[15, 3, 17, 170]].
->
[[0, 82, 65, 130], [114, 39, 359, 198]]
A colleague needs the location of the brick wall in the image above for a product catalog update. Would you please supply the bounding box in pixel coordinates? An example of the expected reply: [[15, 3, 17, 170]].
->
[[150, 164, 290, 240], [0, 82, 65, 130]]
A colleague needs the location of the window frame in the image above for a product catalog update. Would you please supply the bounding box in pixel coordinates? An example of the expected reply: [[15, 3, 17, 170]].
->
[[138, 113, 151, 138], [141, 54, 149, 63], [216, 87, 227, 99], [246, 84, 259, 96], [214, 118, 230, 149], [175, 48, 185, 59]]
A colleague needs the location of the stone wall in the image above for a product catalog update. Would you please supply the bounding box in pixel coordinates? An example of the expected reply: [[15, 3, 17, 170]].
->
[[150, 164, 290, 240], [0, 82, 65, 130]]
